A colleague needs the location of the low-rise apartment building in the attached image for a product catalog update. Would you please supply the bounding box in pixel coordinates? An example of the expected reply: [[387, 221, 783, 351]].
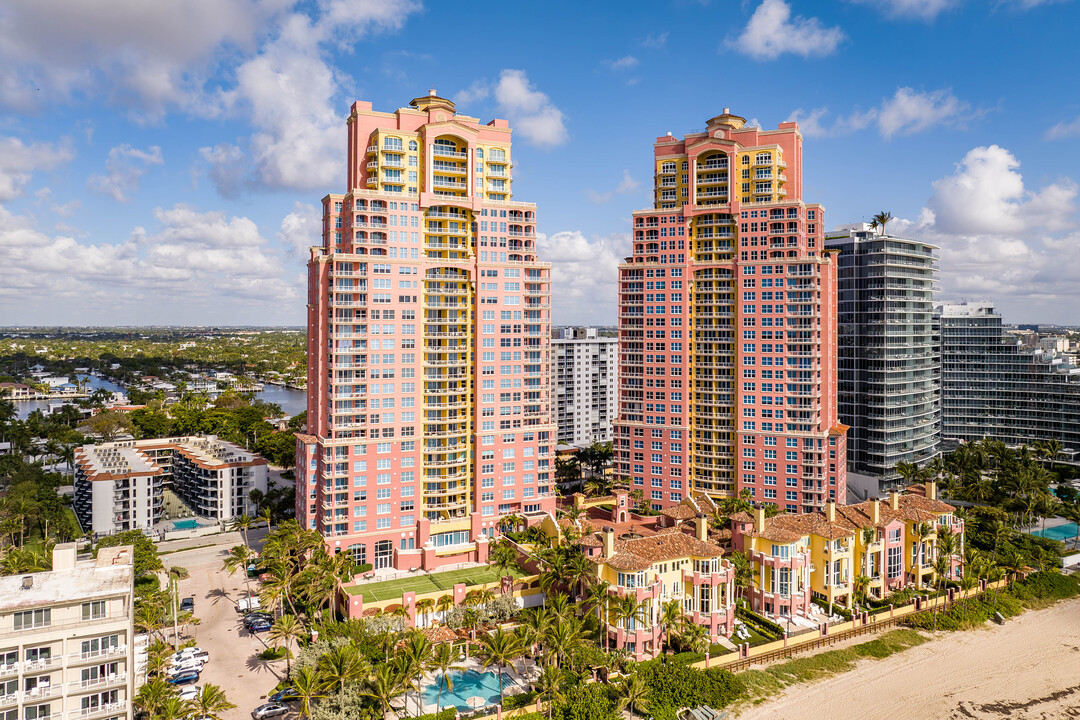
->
[[74, 436, 268, 536], [0, 543, 135, 720], [732, 482, 962, 619]]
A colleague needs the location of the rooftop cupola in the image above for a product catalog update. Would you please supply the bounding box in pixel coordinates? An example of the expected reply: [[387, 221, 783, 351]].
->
[[409, 88, 456, 113], [705, 107, 746, 132]]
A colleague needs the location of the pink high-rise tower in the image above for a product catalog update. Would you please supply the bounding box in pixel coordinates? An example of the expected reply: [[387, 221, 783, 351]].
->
[[297, 92, 556, 571], [615, 110, 847, 514]]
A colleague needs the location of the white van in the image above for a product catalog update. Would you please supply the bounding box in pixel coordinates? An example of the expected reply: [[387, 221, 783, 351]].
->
[[236, 596, 261, 612]]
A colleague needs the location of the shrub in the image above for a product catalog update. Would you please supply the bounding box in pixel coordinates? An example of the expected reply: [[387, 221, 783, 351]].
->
[[258, 647, 288, 660], [502, 690, 537, 711], [413, 710, 456, 720], [903, 571, 1079, 632], [552, 683, 617, 720], [811, 597, 852, 621], [736, 607, 784, 638], [671, 651, 705, 665], [635, 660, 746, 720]]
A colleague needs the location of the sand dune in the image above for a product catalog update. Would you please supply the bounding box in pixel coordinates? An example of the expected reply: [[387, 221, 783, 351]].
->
[[736, 597, 1080, 720]]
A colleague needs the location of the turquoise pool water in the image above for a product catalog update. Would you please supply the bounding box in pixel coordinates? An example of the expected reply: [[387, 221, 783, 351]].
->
[[172, 519, 200, 530], [421, 669, 514, 711], [1032, 523, 1079, 542]]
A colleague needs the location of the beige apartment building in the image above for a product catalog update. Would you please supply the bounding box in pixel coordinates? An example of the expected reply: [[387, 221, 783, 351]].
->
[[0, 544, 135, 720]]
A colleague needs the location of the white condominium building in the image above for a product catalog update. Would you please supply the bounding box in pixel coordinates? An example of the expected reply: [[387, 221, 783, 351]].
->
[[553, 327, 618, 447], [74, 435, 268, 536], [0, 543, 135, 720]]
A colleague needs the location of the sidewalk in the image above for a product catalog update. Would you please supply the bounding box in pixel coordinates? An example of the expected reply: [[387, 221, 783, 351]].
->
[[157, 526, 269, 554]]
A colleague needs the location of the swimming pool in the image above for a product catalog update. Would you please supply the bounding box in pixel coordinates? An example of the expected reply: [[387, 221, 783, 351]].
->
[[172, 519, 201, 530], [1031, 523, 1079, 542], [420, 669, 515, 711]]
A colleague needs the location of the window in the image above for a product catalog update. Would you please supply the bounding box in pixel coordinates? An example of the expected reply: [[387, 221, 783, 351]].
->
[[13, 609, 49, 631], [81, 601, 106, 621]]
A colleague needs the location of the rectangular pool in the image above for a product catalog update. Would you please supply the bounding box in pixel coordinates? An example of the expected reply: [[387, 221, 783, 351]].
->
[[172, 519, 201, 530], [1031, 523, 1079, 542], [421, 669, 515, 712]]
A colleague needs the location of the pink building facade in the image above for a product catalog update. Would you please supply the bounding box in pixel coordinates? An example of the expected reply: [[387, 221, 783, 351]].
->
[[298, 92, 556, 571], [615, 110, 848, 514]]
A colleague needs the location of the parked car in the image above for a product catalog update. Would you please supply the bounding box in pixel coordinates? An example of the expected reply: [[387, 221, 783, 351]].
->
[[168, 658, 205, 675], [242, 612, 273, 629], [251, 703, 289, 719], [167, 670, 200, 686], [248, 619, 272, 633], [268, 686, 296, 703], [172, 647, 206, 661], [178, 685, 202, 701], [180, 597, 195, 613]]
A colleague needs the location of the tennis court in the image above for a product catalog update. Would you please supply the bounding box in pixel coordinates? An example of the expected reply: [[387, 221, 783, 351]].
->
[[346, 564, 527, 603]]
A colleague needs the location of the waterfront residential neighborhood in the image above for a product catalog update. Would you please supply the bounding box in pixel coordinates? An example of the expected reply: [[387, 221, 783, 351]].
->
[[2, 2, 1080, 720]]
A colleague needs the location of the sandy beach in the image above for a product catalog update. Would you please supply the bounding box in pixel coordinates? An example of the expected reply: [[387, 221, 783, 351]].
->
[[736, 597, 1080, 720]]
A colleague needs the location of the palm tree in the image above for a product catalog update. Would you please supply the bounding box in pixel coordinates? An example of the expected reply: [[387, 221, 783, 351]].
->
[[895, 461, 923, 487], [134, 678, 174, 717], [659, 598, 684, 653], [932, 554, 952, 631], [615, 673, 651, 720], [222, 544, 255, 608], [478, 627, 521, 707], [158, 696, 193, 720], [535, 665, 567, 720], [317, 644, 367, 708], [861, 527, 876, 576], [852, 574, 871, 612], [267, 614, 304, 677], [436, 594, 454, 623], [428, 642, 466, 716], [544, 617, 583, 670], [1061, 503, 1080, 549], [912, 521, 934, 586], [361, 661, 408, 717], [401, 631, 434, 717], [489, 540, 520, 589], [189, 684, 235, 720], [416, 597, 436, 628], [545, 592, 574, 622], [679, 621, 708, 654], [872, 210, 893, 236], [288, 666, 326, 720]]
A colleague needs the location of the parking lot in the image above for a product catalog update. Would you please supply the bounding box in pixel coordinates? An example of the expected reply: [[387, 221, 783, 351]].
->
[[164, 541, 296, 719]]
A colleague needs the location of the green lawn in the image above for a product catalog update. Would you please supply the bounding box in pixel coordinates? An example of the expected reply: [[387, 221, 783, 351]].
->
[[345, 564, 527, 603]]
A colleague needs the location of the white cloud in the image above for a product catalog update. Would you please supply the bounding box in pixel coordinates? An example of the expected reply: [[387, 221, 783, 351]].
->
[[492, 70, 568, 148], [0, 0, 290, 117], [0, 203, 301, 323], [848, 0, 961, 20], [0, 137, 74, 202], [1045, 115, 1080, 140], [788, 87, 976, 138], [886, 145, 1080, 323], [538, 230, 625, 324], [279, 201, 321, 256], [606, 56, 639, 71], [86, 145, 164, 202], [729, 0, 845, 60], [453, 80, 490, 107], [927, 145, 1075, 235], [877, 87, 973, 138], [199, 143, 249, 198], [642, 32, 669, 49]]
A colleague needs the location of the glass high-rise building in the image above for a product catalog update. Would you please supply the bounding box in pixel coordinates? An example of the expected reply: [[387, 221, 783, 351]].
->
[[297, 92, 556, 571], [938, 301, 1080, 450], [614, 110, 848, 515], [826, 225, 940, 498]]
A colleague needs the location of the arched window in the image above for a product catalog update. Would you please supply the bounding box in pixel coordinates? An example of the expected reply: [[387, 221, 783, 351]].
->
[[476, 148, 484, 159], [408, 140, 418, 151], [347, 544, 367, 566]]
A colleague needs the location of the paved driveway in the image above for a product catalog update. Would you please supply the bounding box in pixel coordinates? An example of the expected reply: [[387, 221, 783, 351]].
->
[[166, 544, 295, 720]]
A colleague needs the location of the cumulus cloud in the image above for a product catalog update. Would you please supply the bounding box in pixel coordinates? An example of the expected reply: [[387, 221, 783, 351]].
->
[[847, 0, 961, 20], [0, 137, 74, 202], [788, 87, 978, 138], [927, 145, 1076, 235], [0, 0, 289, 118], [491, 70, 568, 147], [0, 203, 301, 323], [87, 145, 164, 202], [199, 143, 249, 198], [729, 0, 845, 60], [279, 201, 321, 256], [538, 230, 626, 325], [1045, 115, 1080, 140], [453, 80, 490, 107], [885, 145, 1080, 323]]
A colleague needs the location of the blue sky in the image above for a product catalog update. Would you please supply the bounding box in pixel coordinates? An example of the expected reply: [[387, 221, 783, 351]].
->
[[2, 0, 1079, 326]]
